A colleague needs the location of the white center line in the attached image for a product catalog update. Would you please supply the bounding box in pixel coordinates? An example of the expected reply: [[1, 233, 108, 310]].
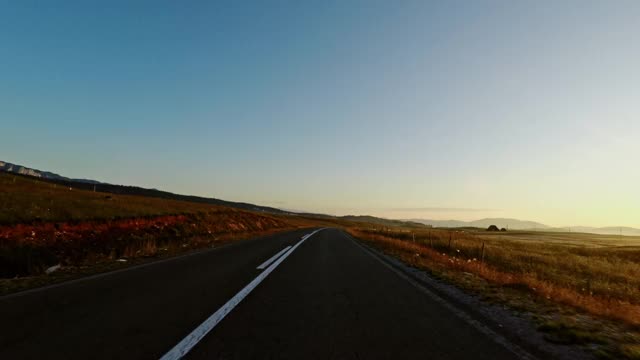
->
[[256, 246, 292, 270], [159, 228, 325, 360]]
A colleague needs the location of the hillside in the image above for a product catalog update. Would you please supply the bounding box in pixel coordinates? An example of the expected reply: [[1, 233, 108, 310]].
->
[[0, 161, 287, 215], [339, 215, 427, 229], [0, 171, 303, 288], [0, 160, 99, 184], [0, 171, 224, 224]]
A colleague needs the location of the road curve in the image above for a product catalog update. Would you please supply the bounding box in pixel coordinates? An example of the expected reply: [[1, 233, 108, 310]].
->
[[1, 228, 525, 359]]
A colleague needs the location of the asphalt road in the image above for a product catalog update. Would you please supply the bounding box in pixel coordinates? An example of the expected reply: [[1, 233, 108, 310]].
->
[[0, 228, 526, 360]]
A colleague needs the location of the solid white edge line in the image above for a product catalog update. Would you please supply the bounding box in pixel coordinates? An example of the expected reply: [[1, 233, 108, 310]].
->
[[159, 228, 325, 360], [256, 246, 292, 270]]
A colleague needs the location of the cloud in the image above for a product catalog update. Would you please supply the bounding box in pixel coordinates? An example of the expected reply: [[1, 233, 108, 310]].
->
[[386, 207, 498, 212], [260, 200, 287, 206]]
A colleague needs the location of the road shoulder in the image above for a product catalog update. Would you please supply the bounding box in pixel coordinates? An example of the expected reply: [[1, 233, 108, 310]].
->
[[345, 231, 594, 360]]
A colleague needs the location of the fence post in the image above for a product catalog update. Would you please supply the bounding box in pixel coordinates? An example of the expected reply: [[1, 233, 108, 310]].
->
[[448, 232, 452, 250], [429, 230, 433, 248], [481, 241, 485, 264]]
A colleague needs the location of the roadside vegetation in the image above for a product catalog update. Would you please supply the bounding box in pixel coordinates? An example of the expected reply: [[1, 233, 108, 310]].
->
[[348, 227, 640, 358], [0, 173, 298, 294], [0, 172, 220, 224]]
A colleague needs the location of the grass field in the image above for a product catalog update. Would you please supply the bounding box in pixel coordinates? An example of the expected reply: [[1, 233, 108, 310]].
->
[[0, 172, 222, 224], [0, 173, 364, 288], [0, 172, 303, 292], [348, 226, 640, 358]]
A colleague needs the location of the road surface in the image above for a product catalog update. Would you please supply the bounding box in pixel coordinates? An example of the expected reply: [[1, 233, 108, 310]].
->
[[0, 228, 529, 359]]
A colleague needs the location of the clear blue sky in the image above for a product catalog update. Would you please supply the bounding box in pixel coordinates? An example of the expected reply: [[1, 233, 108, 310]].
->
[[2, 1, 639, 227]]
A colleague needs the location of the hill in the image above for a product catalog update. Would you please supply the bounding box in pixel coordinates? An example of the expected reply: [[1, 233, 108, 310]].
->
[[408, 217, 640, 236], [409, 218, 550, 230], [0, 171, 302, 285], [570, 226, 640, 237], [339, 215, 427, 229], [0, 171, 224, 224], [0, 160, 287, 215], [0, 160, 100, 184]]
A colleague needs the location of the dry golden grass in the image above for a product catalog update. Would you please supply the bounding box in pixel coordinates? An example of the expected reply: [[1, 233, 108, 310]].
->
[[348, 227, 640, 326], [0, 172, 308, 284], [0, 172, 222, 224]]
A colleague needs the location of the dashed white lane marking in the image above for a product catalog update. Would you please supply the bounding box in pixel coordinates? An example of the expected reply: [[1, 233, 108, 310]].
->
[[256, 246, 292, 270], [159, 228, 325, 360]]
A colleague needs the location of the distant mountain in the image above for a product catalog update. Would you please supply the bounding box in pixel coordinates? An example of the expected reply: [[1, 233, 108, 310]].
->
[[0, 161, 101, 184], [469, 218, 550, 230], [407, 219, 469, 228], [408, 218, 550, 230], [340, 215, 427, 228], [570, 226, 640, 237], [0, 160, 287, 215], [409, 217, 640, 236]]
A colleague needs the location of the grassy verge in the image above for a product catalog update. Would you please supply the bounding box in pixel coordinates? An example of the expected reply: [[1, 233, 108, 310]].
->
[[347, 227, 640, 359], [0, 171, 309, 293], [0, 214, 295, 295], [0, 172, 351, 295], [0, 210, 298, 295]]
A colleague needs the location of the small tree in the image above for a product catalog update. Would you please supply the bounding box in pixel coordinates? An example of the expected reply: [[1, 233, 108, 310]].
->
[[487, 225, 500, 232]]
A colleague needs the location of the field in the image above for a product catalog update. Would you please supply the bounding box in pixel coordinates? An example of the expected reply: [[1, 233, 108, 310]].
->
[[0, 173, 366, 293], [0, 173, 221, 224], [348, 226, 640, 358], [0, 172, 303, 293]]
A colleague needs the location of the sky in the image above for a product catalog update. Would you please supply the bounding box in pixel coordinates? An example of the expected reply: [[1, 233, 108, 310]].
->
[[2, 1, 639, 228]]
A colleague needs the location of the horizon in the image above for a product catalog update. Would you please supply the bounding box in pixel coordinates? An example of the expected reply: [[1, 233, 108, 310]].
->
[[2, 157, 637, 231], [3, 2, 639, 228]]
